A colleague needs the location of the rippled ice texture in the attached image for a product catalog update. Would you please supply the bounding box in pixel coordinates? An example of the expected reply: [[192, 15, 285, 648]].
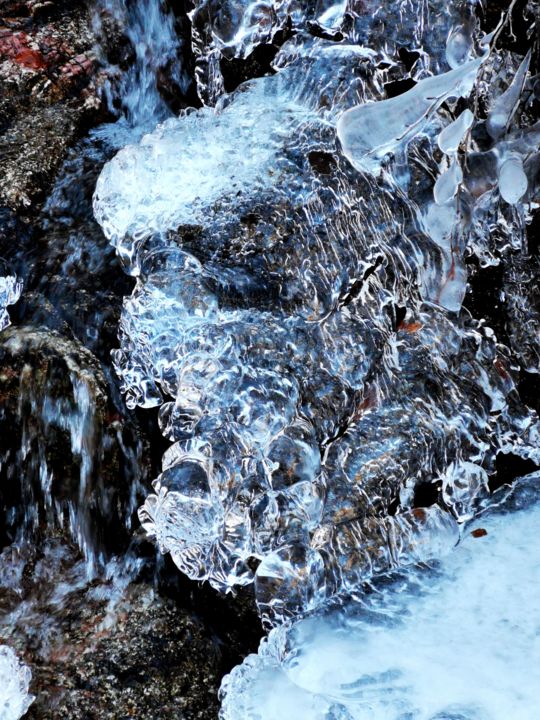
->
[[220, 475, 540, 720], [94, 0, 540, 623], [0, 646, 34, 720]]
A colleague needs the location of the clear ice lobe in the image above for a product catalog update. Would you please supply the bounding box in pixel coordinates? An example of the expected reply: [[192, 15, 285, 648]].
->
[[336, 58, 483, 174], [437, 108, 474, 154], [220, 476, 540, 720], [0, 646, 34, 720], [498, 153, 528, 204], [0, 270, 22, 332]]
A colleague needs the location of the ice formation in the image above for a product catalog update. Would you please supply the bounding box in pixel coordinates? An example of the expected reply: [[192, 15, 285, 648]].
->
[[94, 75, 315, 249], [0, 646, 34, 720], [220, 474, 540, 720], [336, 56, 484, 174], [94, 0, 540, 625], [0, 269, 22, 332]]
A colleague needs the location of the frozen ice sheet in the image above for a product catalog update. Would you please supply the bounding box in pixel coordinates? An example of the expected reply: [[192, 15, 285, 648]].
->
[[220, 475, 540, 720]]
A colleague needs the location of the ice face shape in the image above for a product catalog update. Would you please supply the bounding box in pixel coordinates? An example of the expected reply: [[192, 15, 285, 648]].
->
[[0, 646, 34, 720], [220, 475, 540, 720], [94, 2, 540, 623]]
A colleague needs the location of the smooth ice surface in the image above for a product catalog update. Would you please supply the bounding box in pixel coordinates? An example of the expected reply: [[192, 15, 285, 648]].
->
[[437, 108, 474, 154], [220, 476, 540, 720], [433, 156, 463, 205], [498, 154, 528, 204], [336, 58, 483, 174], [0, 646, 33, 720]]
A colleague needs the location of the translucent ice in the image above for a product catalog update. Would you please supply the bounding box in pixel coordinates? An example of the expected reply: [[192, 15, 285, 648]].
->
[[445, 17, 476, 69], [0, 646, 34, 720], [336, 57, 483, 174], [486, 51, 531, 141], [0, 270, 22, 332], [433, 156, 463, 205], [437, 108, 474, 155], [498, 153, 528, 204], [94, 1, 540, 621], [220, 476, 540, 720]]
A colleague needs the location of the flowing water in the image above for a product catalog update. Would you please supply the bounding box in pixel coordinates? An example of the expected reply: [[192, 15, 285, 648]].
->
[[1, 0, 539, 717]]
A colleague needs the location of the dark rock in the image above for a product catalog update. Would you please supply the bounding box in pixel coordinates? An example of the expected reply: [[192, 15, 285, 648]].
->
[[0, 326, 148, 556], [0, 0, 105, 213]]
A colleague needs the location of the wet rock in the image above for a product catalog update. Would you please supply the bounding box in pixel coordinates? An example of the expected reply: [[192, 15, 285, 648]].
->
[[16, 581, 215, 719], [0, 530, 260, 720], [0, 1, 104, 212], [0, 325, 146, 560]]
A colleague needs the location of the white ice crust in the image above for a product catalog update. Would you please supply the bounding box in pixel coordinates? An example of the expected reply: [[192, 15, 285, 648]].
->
[[0, 646, 34, 720], [220, 477, 540, 720]]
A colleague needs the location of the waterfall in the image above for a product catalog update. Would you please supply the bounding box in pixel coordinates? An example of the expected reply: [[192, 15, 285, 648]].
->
[[93, 0, 190, 134]]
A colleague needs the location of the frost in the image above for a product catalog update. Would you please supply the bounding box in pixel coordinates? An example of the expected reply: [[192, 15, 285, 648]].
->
[[220, 475, 540, 720], [0, 646, 34, 720]]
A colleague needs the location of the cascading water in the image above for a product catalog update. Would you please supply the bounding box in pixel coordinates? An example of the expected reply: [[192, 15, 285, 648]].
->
[[0, 1, 194, 715], [93, 0, 194, 139]]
